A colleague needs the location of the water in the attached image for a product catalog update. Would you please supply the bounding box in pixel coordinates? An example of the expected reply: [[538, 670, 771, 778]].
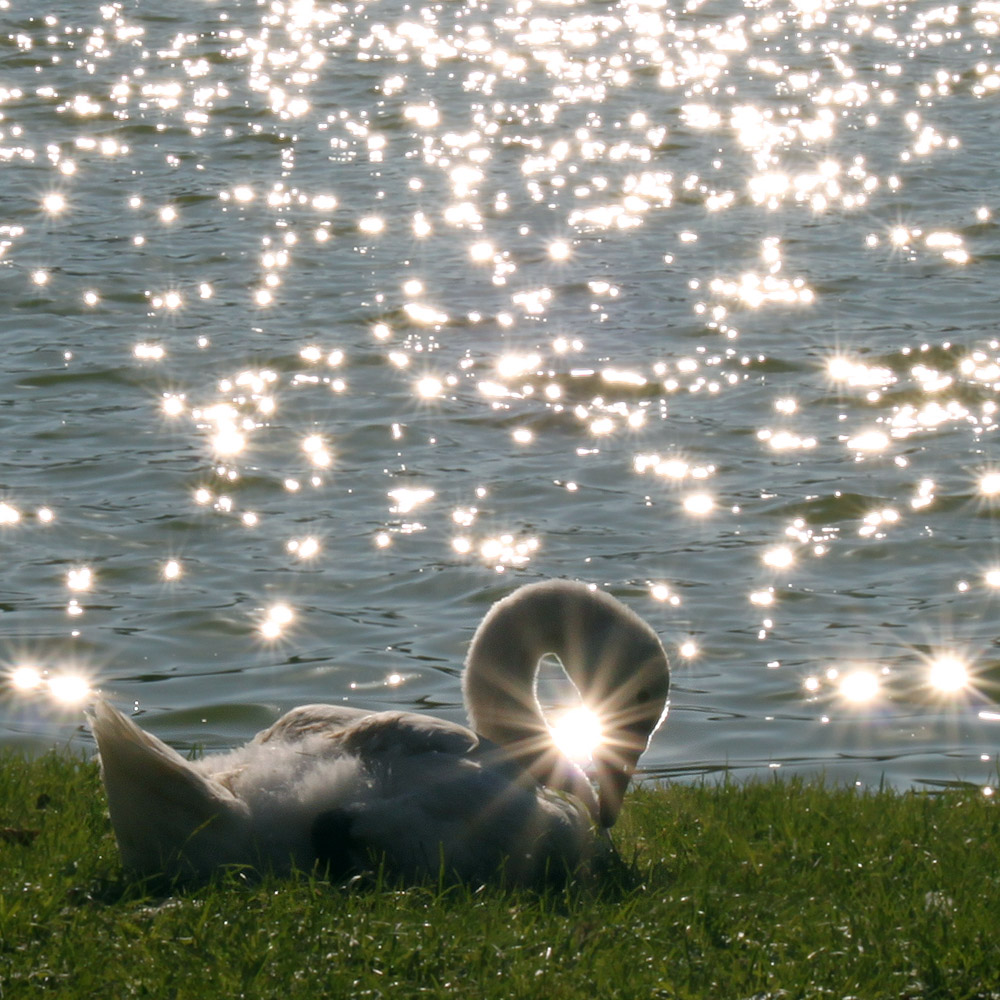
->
[[2, 0, 1000, 792]]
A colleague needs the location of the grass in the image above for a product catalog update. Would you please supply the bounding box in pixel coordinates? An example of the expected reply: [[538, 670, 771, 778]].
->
[[2, 753, 999, 999]]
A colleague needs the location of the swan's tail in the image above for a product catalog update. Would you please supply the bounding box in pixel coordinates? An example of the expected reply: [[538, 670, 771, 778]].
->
[[89, 699, 250, 880]]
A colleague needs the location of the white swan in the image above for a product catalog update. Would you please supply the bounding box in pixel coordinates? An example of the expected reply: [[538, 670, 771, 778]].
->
[[90, 580, 670, 885]]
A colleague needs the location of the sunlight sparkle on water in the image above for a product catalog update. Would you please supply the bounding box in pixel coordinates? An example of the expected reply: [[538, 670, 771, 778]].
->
[[650, 583, 680, 606], [388, 488, 435, 514], [450, 526, 538, 570], [839, 669, 881, 705], [287, 536, 321, 559], [161, 394, 185, 417], [66, 567, 92, 592], [46, 674, 93, 706], [469, 241, 494, 263], [928, 655, 970, 694], [260, 602, 295, 639], [847, 429, 890, 453], [497, 353, 541, 379], [416, 376, 444, 399], [763, 546, 795, 569], [42, 193, 67, 214], [827, 356, 895, 389], [10, 664, 95, 706], [10, 666, 44, 692], [211, 423, 246, 457], [683, 493, 714, 515], [979, 471, 1000, 496], [550, 706, 604, 764], [302, 434, 332, 467]]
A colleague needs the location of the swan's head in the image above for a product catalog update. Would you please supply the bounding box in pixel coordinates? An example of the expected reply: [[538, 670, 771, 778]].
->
[[547, 657, 669, 827], [582, 643, 670, 827]]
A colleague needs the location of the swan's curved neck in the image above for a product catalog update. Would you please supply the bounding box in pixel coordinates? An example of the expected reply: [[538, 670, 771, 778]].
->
[[462, 581, 669, 825], [462, 585, 596, 814], [463, 587, 577, 753]]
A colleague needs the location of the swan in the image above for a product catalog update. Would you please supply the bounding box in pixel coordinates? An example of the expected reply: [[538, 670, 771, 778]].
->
[[89, 580, 670, 885]]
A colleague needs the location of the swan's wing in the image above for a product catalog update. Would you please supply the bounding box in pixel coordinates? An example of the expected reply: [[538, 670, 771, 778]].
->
[[252, 703, 374, 744], [337, 710, 483, 758], [314, 711, 591, 885]]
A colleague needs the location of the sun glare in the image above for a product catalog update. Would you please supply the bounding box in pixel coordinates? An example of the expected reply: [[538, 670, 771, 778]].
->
[[550, 706, 604, 763]]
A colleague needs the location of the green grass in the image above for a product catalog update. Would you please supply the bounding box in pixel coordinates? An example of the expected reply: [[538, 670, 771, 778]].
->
[[2, 753, 999, 999]]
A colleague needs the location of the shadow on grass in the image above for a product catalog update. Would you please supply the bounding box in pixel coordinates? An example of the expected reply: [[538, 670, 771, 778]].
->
[[64, 831, 655, 916]]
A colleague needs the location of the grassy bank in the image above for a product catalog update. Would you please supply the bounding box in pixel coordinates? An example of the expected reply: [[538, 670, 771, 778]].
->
[[1, 752, 998, 999]]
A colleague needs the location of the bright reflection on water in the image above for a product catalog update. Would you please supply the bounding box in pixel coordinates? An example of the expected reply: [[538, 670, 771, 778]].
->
[[838, 669, 882, 706], [10, 667, 44, 693], [7, 666, 93, 707], [2, 0, 1000, 790], [260, 604, 295, 641], [927, 656, 970, 695]]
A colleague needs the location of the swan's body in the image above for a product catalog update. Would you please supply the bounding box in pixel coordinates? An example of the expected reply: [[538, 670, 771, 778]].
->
[[91, 580, 670, 885]]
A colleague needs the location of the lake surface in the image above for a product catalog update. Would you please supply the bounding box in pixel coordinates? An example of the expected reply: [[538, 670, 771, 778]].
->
[[2, 0, 1000, 793]]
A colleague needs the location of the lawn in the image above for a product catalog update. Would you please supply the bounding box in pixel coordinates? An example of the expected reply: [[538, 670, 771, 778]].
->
[[2, 751, 998, 999]]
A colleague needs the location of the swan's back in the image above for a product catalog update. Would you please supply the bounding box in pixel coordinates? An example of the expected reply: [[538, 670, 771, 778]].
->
[[92, 701, 592, 884]]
